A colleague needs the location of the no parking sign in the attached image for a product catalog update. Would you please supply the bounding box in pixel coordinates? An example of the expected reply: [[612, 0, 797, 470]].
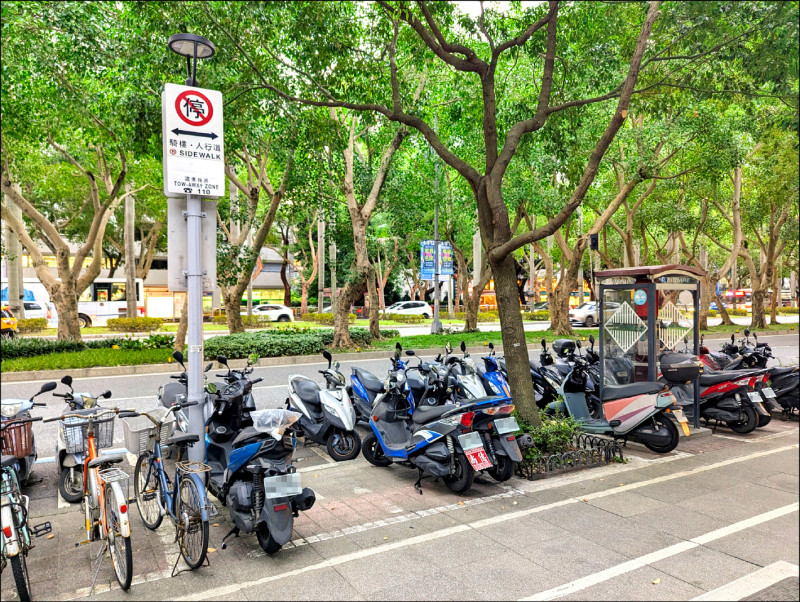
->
[[162, 83, 224, 198]]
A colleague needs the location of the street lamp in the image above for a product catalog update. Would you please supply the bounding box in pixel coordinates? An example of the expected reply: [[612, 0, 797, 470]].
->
[[167, 33, 215, 87]]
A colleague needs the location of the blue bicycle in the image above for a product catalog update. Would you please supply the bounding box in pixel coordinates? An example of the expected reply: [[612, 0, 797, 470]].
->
[[123, 401, 211, 572]]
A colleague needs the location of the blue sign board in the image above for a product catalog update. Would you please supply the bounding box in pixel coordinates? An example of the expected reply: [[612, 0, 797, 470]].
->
[[420, 241, 454, 279]]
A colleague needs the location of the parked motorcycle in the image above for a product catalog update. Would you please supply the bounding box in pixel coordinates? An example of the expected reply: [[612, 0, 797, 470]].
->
[[550, 340, 690, 453], [205, 388, 315, 555], [52, 376, 113, 503], [287, 350, 361, 461], [349, 343, 409, 422], [1, 382, 56, 486]]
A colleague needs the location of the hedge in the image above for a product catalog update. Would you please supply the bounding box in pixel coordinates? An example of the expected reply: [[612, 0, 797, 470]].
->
[[301, 312, 356, 325], [521, 310, 550, 321], [1, 336, 125, 361], [203, 327, 400, 360], [381, 313, 425, 324], [212, 315, 272, 328], [778, 307, 799, 314], [453, 311, 499, 322], [107, 317, 163, 332], [17, 318, 48, 333]]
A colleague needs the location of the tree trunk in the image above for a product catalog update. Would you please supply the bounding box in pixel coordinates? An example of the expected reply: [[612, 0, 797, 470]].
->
[[464, 288, 482, 332], [716, 294, 735, 325], [300, 282, 309, 315], [750, 287, 767, 329], [698, 276, 714, 330], [769, 270, 779, 324], [223, 289, 244, 333], [332, 276, 361, 348], [174, 296, 189, 352], [366, 265, 381, 339], [280, 259, 291, 306], [50, 281, 82, 341], [490, 253, 540, 426]]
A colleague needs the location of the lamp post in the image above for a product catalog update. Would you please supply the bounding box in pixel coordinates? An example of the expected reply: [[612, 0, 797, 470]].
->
[[167, 33, 215, 463]]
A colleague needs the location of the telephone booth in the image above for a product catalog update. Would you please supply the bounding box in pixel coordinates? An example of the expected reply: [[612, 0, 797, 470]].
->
[[595, 265, 705, 427]]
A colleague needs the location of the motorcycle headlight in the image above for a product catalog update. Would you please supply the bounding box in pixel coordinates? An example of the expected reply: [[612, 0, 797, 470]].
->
[[80, 395, 96, 408], [1, 402, 23, 418], [488, 380, 502, 395]]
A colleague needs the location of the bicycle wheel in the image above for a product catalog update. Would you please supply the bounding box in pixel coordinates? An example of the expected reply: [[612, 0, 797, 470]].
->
[[177, 476, 209, 570], [11, 554, 32, 602], [105, 483, 133, 590], [134, 452, 163, 530]]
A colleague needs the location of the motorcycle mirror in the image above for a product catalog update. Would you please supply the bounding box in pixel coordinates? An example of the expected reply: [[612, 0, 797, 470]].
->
[[589, 334, 595, 346], [489, 342, 494, 350], [753, 332, 758, 341], [445, 342, 452, 354], [322, 349, 332, 367], [334, 360, 341, 370], [61, 375, 73, 388], [541, 338, 546, 350], [730, 334, 735, 343], [395, 342, 402, 351], [36, 382, 57, 397], [405, 350, 416, 356], [204, 362, 213, 372], [460, 341, 467, 353], [248, 353, 259, 366], [744, 328, 750, 337], [206, 382, 218, 395], [576, 339, 582, 349], [101, 390, 112, 399], [172, 350, 185, 367], [217, 355, 228, 366]]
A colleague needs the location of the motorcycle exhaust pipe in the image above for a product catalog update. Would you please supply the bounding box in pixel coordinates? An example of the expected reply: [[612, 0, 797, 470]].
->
[[292, 487, 316, 512], [516, 433, 533, 451]]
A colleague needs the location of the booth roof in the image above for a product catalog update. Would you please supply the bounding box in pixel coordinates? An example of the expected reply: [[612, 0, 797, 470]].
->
[[594, 264, 706, 281]]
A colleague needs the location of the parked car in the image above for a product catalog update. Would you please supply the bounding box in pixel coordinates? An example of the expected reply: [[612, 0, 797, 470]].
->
[[1, 307, 18, 338], [384, 300, 433, 318], [569, 301, 618, 327], [20, 301, 52, 323], [532, 302, 549, 312], [242, 303, 293, 322]]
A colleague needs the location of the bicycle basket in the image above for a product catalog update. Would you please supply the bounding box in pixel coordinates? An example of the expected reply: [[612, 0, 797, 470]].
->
[[121, 408, 173, 455], [1, 421, 33, 459], [60, 412, 116, 454]]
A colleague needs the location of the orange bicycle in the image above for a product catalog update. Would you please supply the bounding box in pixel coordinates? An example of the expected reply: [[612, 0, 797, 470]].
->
[[44, 407, 136, 591]]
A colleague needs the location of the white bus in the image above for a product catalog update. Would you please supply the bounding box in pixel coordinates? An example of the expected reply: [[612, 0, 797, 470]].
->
[[76, 278, 145, 327]]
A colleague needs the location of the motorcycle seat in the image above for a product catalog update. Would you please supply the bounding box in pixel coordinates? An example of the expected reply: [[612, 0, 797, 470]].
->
[[353, 368, 384, 393], [411, 405, 452, 424], [87, 454, 124, 469], [166, 433, 199, 447], [231, 426, 265, 448], [602, 382, 663, 401], [770, 366, 798, 377], [2, 455, 17, 468], [699, 372, 739, 385], [293, 379, 322, 406], [529, 359, 541, 371]]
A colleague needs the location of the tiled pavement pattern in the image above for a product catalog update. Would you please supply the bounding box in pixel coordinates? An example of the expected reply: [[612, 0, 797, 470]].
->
[[1, 417, 797, 601]]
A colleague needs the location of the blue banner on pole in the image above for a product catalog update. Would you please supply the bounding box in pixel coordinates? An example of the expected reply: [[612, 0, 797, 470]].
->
[[439, 242, 454, 276], [420, 240, 436, 279]]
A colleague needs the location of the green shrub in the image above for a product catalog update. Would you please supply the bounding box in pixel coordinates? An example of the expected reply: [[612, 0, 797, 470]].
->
[[516, 409, 579, 460], [778, 306, 799, 314], [726, 308, 748, 316], [242, 315, 272, 328], [521, 311, 550, 321], [17, 318, 48, 333], [381, 313, 425, 324], [453, 311, 499, 322], [212, 315, 227, 324], [707, 309, 718, 317], [106, 317, 163, 332], [2, 348, 172, 372], [301, 312, 356, 325]]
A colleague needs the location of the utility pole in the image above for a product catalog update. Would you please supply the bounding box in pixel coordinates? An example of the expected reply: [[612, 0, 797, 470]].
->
[[124, 182, 137, 318], [317, 212, 325, 312], [329, 240, 337, 314], [577, 210, 584, 305], [6, 185, 25, 319]]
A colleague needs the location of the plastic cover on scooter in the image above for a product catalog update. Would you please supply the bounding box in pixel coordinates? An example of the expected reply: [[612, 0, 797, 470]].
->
[[251, 409, 301, 440]]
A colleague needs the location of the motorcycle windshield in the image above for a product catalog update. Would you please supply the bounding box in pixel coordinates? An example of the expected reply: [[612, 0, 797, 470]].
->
[[251, 409, 301, 440]]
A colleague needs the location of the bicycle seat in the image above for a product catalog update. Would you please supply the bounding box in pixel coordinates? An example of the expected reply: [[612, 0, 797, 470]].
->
[[2, 455, 17, 468], [292, 379, 321, 406], [87, 454, 124, 469], [411, 405, 452, 425], [353, 368, 384, 393], [601, 382, 663, 401], [166, 433, 199, 447]]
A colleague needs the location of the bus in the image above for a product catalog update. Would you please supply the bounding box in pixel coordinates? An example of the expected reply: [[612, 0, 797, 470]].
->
[[75, 278, 144, 327]]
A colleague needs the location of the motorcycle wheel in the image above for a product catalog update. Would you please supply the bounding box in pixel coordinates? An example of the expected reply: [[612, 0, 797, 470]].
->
[[487, 454, 514, 482], [727, 406, 758, 434], [443, 453, 474, 494], [362, 433, 391, 467], [59, 466, 83, 503], [326, 429, 361, 462], [256, 523, 282, 555], [641, 414, 680, 454], [11, 553, 32, 602]]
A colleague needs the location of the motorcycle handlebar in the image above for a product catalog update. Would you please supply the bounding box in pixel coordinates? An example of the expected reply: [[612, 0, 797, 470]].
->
[[251, 378, 263, 385], [0, 416, 43, 429], [52, 393, 69, 398]]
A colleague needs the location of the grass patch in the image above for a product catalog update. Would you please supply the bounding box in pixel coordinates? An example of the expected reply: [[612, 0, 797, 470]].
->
[[2, 348, 173, 372]]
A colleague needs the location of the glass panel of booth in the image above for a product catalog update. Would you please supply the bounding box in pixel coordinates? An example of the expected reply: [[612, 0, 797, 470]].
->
[[601, 288, 647, 388]]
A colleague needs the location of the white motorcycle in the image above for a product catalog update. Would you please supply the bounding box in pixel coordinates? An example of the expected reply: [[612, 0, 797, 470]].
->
[[286, 350, 361, 461]]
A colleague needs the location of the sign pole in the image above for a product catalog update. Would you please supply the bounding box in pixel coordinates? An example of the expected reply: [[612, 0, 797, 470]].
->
[[185, 194, 205, 462], [431, 200, 442, 334]]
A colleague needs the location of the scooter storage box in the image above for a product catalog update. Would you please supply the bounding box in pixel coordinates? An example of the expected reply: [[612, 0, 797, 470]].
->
[[552, 339, 576, 358], [660, 353, 703, 383]]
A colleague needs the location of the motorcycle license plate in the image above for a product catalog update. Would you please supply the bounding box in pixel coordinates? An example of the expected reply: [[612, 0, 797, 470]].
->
[[263, 473, 303, 500], [494, 416, 520, 435], [761, 387, 776, 399], [458, 433, 493, 471], [747, 392, 763, 403]]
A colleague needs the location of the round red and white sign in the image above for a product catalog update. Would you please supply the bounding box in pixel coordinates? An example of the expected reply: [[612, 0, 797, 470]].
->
[[174, 90, 214, 126]]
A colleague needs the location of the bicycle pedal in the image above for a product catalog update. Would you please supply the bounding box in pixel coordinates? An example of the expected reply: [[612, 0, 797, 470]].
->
[[32, 522, 52, 538], [127, 497, 138, 505]]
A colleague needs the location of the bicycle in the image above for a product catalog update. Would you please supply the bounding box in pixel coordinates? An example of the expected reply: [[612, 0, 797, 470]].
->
[[1, 416, 52, 602], [44, 407, 136, 591], [123, 400, 212, 574]]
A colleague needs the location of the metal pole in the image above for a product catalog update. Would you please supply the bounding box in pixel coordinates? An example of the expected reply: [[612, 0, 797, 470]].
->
[[6, 186, 25, 319], [124, 182, 137, 318], [185, 194, 205, 463], [431, 201, 442, 333], [317, 213, 325, 312], [693, 285, 700, 428], [330, 241, 337, 314]]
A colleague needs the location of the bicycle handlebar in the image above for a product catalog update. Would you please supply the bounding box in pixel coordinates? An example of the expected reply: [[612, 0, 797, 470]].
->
[[43, 407, 125, 424]]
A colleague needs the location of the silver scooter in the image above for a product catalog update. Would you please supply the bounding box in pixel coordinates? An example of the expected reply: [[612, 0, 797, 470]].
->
[[286, 350, 361, 461], [1, 381, 56, 486]]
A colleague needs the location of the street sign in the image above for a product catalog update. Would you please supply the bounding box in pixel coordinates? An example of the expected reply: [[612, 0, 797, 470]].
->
[[421, 240, 454, 279], [440, 242, 454, 276], [162, 83, 224, 198], [167, 197, 217, 292]]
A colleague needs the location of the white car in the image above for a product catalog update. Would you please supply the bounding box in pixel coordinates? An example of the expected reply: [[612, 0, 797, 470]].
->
[[242, 304, 294, 322], [569, 301, 619, 327], [384, 300, 433, 318]]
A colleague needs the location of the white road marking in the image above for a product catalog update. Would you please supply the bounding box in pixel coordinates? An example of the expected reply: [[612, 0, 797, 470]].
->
[[171, 443, 798, 601], [522, 503, 799, 601], [57, 490, 71, 509], [691, 560, 800, 601]]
